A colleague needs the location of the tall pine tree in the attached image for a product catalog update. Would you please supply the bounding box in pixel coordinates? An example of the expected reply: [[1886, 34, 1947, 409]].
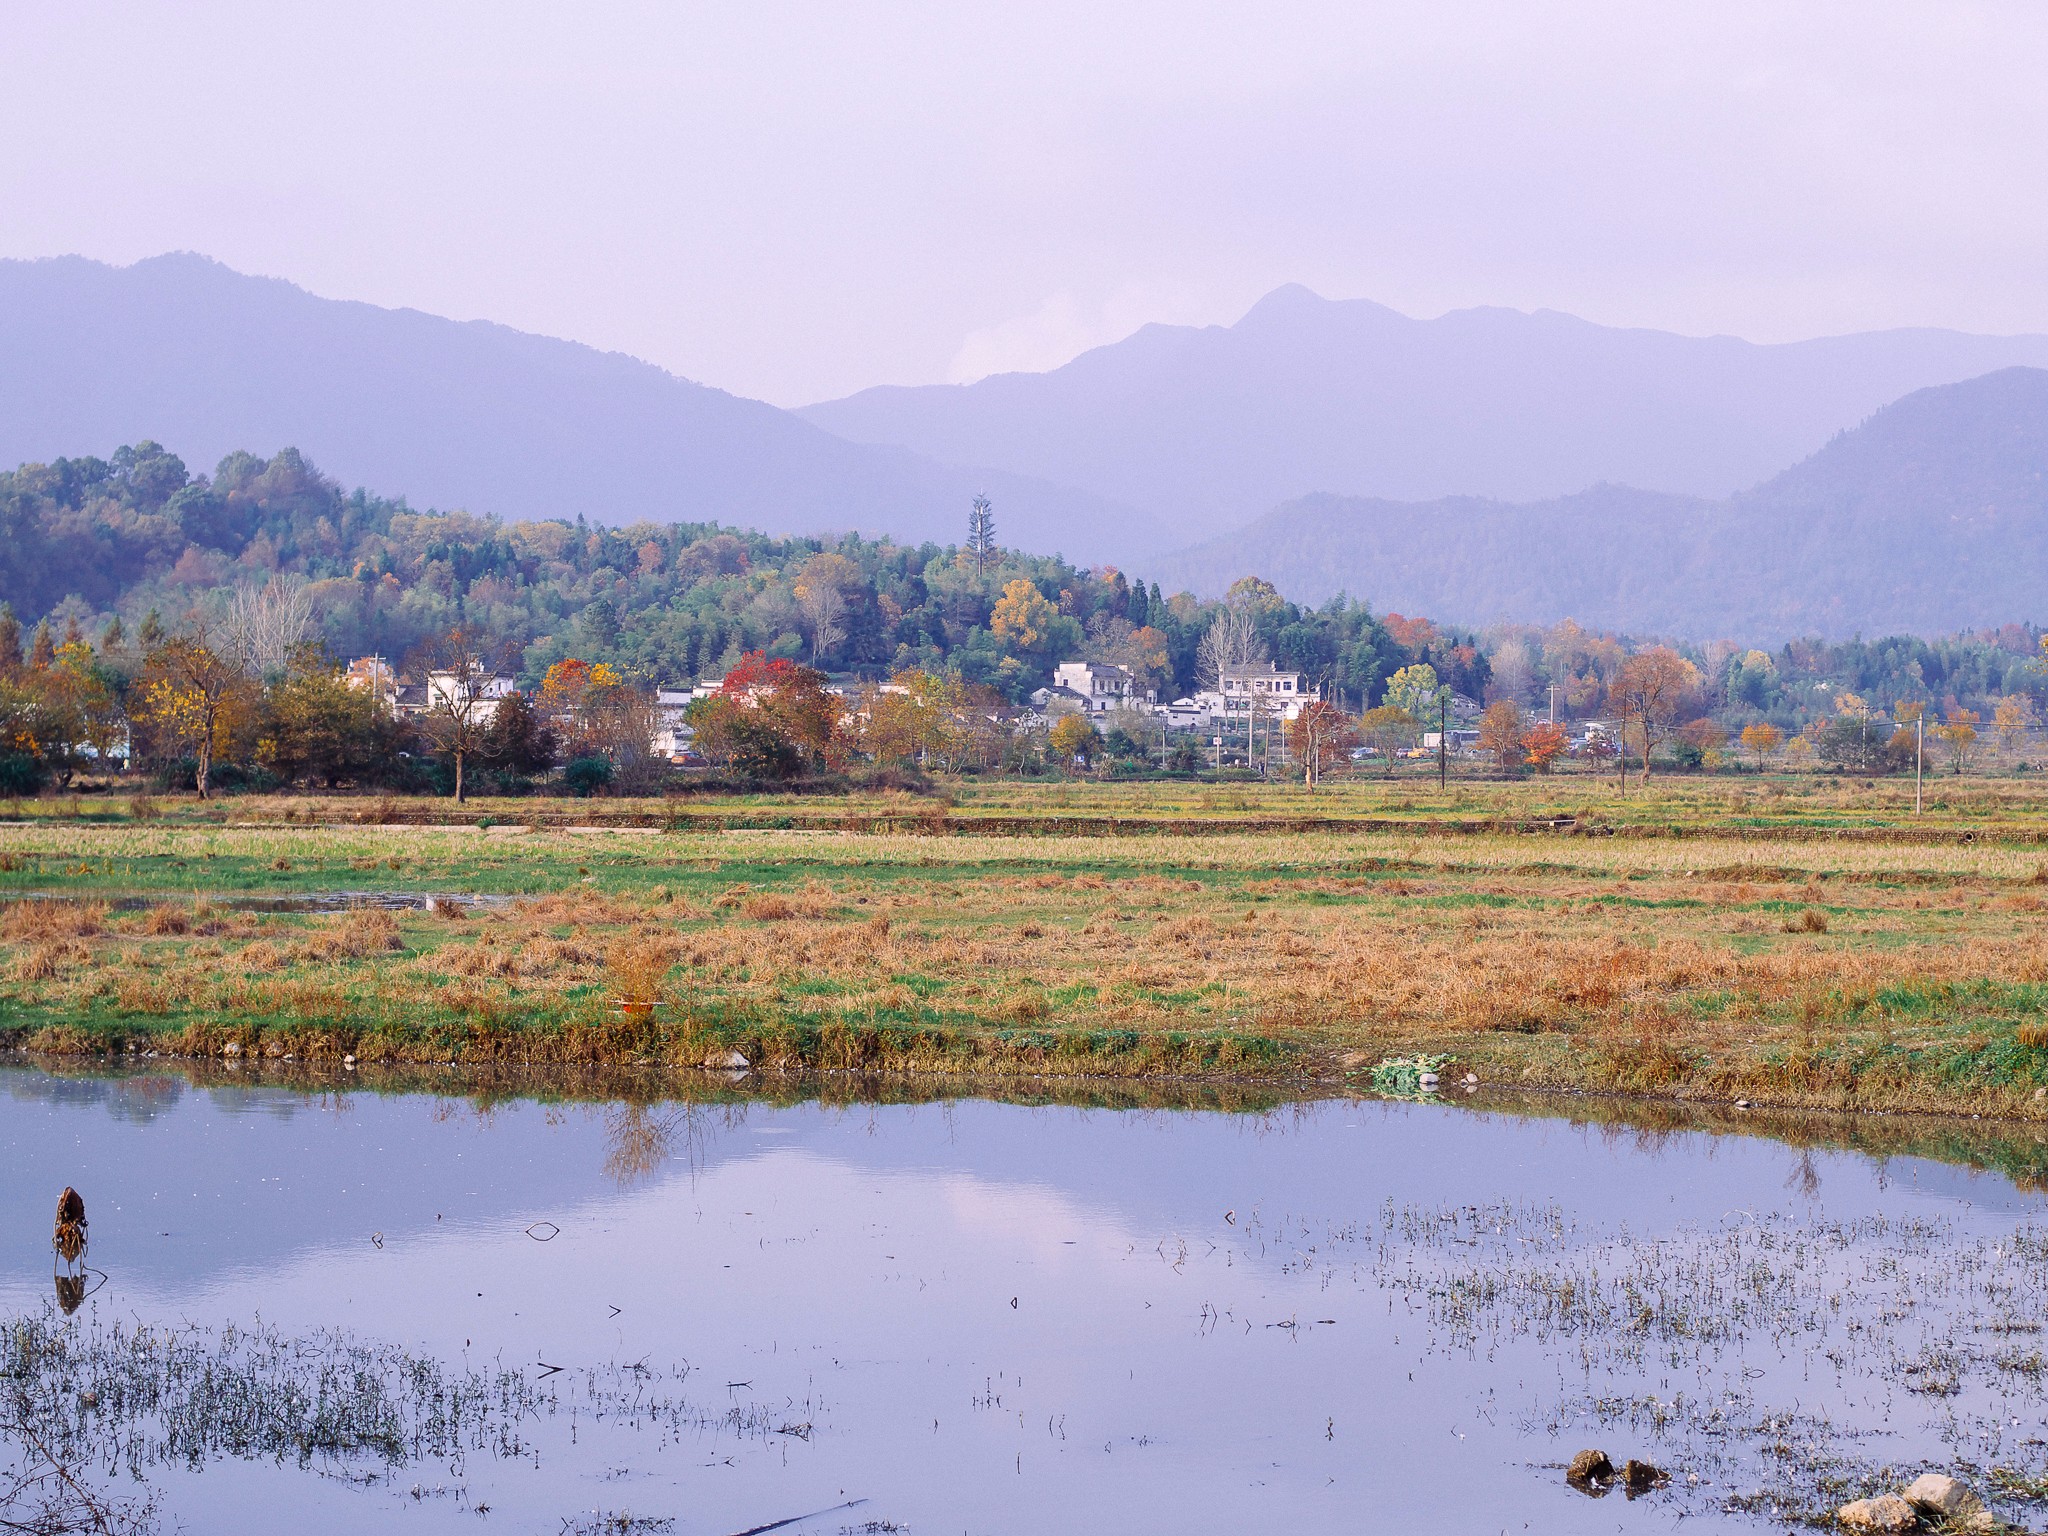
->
[[966, 495, 997, 572]]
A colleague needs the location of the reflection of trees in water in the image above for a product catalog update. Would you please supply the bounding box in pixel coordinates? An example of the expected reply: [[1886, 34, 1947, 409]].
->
[[202, 1086, 309, 1123], [602, 1102, 749, 1188], [1786, 1150, 1823, 1199]]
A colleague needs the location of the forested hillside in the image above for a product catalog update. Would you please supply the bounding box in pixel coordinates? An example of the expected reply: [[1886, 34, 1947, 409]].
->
[[0, 441, 1431, 706], [7, 435, 2042, 780]]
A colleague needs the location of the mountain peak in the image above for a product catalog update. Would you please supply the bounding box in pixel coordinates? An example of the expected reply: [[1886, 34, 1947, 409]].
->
[[1237, 283, 1327, 320], [0, 251, 1160, 562]]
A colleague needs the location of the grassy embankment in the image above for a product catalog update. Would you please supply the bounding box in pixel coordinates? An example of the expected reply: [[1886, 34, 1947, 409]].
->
[[6, 774, 2048, 1114]]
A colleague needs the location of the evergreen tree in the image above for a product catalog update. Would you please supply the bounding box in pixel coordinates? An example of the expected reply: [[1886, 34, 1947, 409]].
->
[[581, 596, 621, 650], [966, 495, 997, 572], [0, 606, 20, 672]]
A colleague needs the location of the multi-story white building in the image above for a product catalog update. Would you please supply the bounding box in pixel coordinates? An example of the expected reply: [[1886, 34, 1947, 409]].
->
[[348, 657, 520, 722], [1049, 661, 1145, 714], [399, 671, 520, 722], [1195, 665, 1318, 724]]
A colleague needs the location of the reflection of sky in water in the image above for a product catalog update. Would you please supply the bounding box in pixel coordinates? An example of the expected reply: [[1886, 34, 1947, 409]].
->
[[3, 1069, 2044, 1534]]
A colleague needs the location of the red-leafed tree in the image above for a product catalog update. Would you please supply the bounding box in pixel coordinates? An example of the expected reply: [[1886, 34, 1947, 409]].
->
[[1521, 720, 1569, 774], [686, 651, 845, 777]]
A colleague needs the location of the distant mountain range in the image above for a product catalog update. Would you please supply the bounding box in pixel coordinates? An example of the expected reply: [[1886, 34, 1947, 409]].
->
[[1155, 367, 2048, 640], [800, 284, 2048, 541], [0, 254, 1159, 563], [5, 255, 2047, 638]]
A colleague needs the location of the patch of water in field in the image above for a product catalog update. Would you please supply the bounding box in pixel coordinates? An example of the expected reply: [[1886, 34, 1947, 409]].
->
[[5, 1068, 2048, 1534]]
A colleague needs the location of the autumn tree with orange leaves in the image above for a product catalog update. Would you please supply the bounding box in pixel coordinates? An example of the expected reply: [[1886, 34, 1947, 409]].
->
[[1612, 647, 1700, 781], [1285, 699, 1357, 789], [1740, 721, 1783, 772], [1521, 720, 1569, 774], [1476, 699, 1525, 773]]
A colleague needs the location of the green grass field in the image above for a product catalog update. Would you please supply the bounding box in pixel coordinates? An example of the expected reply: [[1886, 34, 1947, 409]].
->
[[5, 774, 2048, 1116]]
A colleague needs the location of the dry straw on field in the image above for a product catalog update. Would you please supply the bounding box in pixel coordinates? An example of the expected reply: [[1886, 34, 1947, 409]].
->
[[3, 796, 2048, 1108]]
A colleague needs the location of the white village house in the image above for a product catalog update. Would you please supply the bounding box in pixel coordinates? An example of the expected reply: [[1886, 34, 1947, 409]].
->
[[1031, 660, 1149, 717], [348, 658, 520, 723], [1197, 664, 1318, 725], [653, 688, 697, 758]]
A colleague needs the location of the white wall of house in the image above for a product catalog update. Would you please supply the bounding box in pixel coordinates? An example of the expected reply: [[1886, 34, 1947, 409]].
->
[[1052, 661, 1143, 714]]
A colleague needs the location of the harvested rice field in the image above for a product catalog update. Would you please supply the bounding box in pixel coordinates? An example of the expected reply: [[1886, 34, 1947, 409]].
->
[[4, 777, 2048, 1115]]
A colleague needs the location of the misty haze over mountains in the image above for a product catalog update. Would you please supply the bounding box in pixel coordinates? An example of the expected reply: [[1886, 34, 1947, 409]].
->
[[0, 254, 1161, 565], [802, 284, 2048, 537], [1156, 367, 2048, 641], [3, 254, 2046, 639]]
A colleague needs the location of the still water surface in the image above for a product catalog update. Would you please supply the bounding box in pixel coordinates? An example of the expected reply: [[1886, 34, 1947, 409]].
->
[[4, 1068, 2045, 1534]]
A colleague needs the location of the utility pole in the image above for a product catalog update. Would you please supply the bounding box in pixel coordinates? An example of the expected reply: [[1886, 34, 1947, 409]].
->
[[1548, 683, 1559, 725], [1915, 712, 1925, 815], [1438, 694, 1448, 791]]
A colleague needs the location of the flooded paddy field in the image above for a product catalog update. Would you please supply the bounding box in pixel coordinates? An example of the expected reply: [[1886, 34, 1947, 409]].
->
[[6, 1066, 2048, 1533]]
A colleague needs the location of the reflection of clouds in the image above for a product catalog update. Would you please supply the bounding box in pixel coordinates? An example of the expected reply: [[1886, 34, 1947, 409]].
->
[[938, 1174, 1104, 1258], [3, 1070, 184, 1123]]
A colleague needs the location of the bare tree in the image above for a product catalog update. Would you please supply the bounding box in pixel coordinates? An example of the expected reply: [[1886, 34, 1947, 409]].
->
[[796, 583, 846, 663], [1196, 604, 1266, 690], [1612, 647, 1700, 782], [413, 628, 506, 803], [792, 553, 855, 664], [224, 576, 315, 677]]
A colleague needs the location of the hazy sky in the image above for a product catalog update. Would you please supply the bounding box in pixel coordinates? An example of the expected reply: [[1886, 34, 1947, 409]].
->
[[4, 3, 2047, 405]]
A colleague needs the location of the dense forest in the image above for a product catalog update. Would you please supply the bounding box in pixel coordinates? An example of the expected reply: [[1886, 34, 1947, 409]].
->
[[1, 441, 2042, 747], [0, 441, 1451, 707]]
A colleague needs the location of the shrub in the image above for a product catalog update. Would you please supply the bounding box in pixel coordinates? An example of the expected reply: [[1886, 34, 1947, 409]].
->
[[0, 753, 44, 796], [562, 756, 614, 797]]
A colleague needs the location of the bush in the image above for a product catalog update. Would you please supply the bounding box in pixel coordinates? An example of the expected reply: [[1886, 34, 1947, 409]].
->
[[0, 753, 44, 796], [149, 758, 280, 795], [848, 763, 936, 793], [1103, 728, 1143, 758], [562, 756, 614, 797]]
